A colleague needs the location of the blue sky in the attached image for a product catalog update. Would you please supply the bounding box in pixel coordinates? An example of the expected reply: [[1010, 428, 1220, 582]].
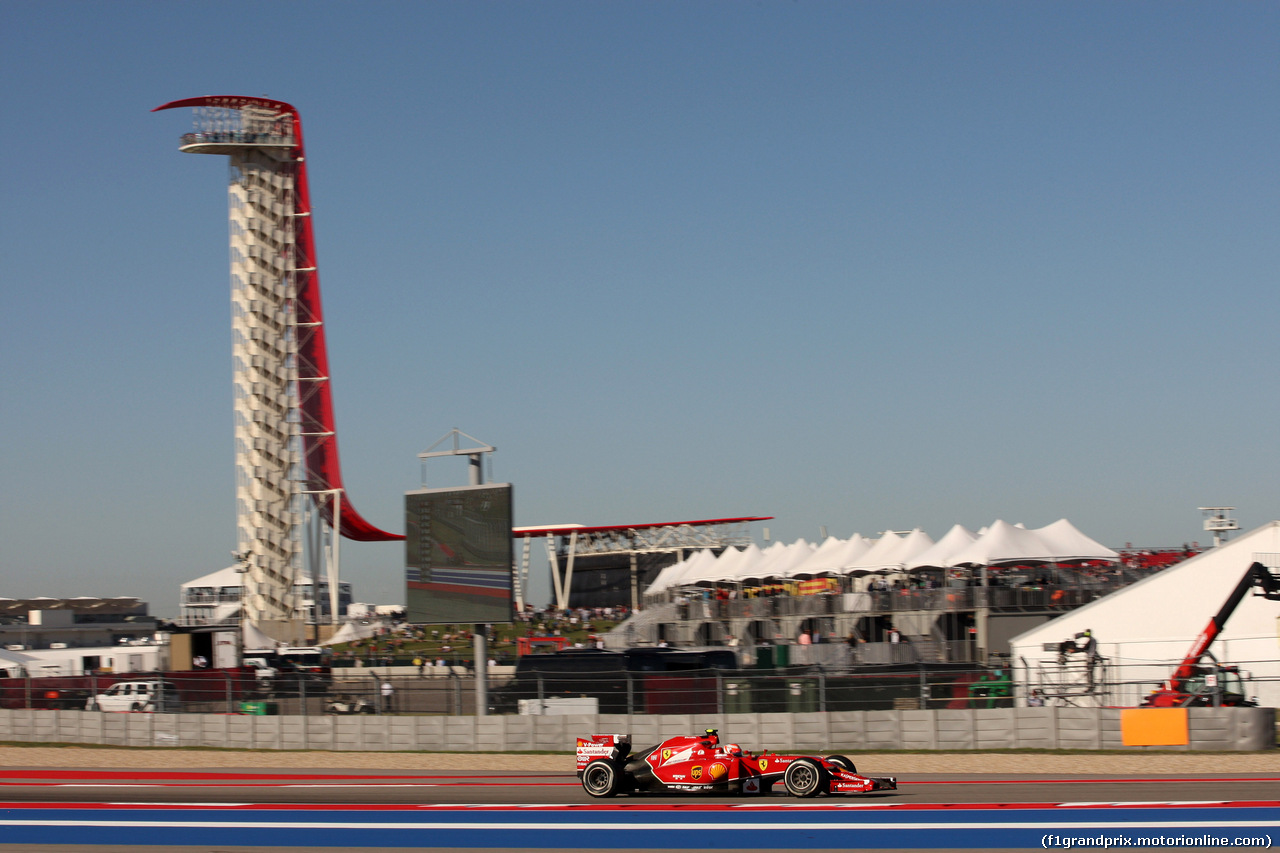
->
[[2, 2, 1276, 616]]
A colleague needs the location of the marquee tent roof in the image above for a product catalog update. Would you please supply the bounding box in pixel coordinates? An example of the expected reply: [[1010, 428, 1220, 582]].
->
[[753, 539, 814, 581], [723, 543, 768, 582], [646, 549, 718, 595], [1035, 518, 1120, 563], [845, 531, 900, 571], [847, 529, 935, 572], [946, 519, 1118, 567], [906, 524, 978, 569], [642, 518, 1116, 593], [946, 520, 1059, 566], [785, 536, 846, 578], [828, 534, 875, 572], [181, 566, 244, 590], [322, 619, 381, 646]]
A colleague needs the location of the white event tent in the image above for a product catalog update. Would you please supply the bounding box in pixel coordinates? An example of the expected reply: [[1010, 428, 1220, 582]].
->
[[1009, 520, 1280, 707], [645, 549, 717, 595], [752, 539, 815, 582], [845, 529, 935, 574], [784, 536, 848, 579], [945, 520, 1061, 567], [643, 519, 1117, 596], [906, 524, 978, 570], [946, 519, 1118, 567]]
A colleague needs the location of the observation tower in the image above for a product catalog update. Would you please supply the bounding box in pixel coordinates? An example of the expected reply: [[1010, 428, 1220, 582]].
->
[[154, 96, 402, 643]]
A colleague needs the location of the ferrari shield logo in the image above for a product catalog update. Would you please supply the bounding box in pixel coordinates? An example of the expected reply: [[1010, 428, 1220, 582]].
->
[[661, 748, 672, 762], [691, 765, 703, 780], [758, 758, 768, 771]]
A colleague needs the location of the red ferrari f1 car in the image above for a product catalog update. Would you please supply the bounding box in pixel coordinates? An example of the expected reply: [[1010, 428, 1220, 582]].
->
[[576, 729, 896, 798]]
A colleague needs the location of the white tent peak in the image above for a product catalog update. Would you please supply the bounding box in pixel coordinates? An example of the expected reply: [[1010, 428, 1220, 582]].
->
[[753, 539, 814, 580], [946, 519, 1058, 567], [906, 524, 978, 569], [787, 536, 848, 578], [1034, 518, 1120, 562]]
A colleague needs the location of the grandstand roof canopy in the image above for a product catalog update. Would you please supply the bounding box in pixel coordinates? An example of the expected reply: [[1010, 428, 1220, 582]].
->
[[512, 516, 772, 538], [647, 518, 1119, 591]]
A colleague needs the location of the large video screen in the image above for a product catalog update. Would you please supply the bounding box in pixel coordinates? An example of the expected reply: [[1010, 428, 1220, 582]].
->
[[405, 484, 514, 624]]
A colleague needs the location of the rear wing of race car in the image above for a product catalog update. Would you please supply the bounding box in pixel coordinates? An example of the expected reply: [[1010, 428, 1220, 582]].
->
[[575, 733, 631, 773]]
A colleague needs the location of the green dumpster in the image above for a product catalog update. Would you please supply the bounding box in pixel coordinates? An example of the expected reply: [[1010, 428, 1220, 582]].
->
[[724, 681, 752, 714], [774, 644, 790, 668], [786, 679, 817, 713], [755, 646, 774, 669], [238, 700, 278, 715]]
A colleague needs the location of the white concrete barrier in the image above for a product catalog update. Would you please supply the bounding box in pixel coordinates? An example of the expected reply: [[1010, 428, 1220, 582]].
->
[[0, 706, 1272, 752]]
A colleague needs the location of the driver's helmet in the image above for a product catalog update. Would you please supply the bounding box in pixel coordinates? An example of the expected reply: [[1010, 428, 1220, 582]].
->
[[723, 743, 742, 756]]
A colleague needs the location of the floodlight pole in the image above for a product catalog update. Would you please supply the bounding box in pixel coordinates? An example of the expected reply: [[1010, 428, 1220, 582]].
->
[[418, 428, 495, 489], [1199, 506, 1239, 548]]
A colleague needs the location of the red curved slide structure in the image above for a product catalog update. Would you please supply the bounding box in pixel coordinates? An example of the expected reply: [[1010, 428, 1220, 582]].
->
[[155, 96, 403, 542]]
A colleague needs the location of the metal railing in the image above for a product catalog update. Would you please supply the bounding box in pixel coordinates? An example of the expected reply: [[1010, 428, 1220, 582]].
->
[[6, 660, 1274, 717], [180, 132, 293, 147]]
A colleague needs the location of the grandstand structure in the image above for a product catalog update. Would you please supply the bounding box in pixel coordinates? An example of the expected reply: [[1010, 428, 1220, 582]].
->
[[620, 525, 1198, 664], [513, 517, 771, 611], [155, 97, 402, 643]]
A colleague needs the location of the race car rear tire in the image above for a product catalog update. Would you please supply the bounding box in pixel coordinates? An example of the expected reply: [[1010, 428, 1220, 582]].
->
[[581, 759, 622, 798], [783, 758, 827, 798], [825, 754, 857, 774]]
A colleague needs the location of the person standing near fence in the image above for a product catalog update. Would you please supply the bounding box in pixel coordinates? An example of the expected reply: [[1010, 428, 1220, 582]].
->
[[380, 680, 394, 713]]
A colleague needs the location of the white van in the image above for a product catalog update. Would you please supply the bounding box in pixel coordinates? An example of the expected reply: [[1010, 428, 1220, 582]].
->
[[86, 680, 180, 712]]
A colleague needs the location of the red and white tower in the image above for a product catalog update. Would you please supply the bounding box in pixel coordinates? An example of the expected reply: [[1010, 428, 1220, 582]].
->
[[155, 96, 402, 642]]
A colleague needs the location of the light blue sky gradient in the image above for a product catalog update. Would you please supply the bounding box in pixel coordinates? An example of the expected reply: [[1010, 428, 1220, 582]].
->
[[1, 2, 1276, 615]]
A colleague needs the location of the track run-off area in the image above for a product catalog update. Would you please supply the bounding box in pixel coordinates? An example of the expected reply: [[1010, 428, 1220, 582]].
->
[[1, 767, 1278, 850]]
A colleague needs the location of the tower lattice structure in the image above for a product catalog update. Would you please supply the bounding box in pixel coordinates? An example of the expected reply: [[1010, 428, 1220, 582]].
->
[[155, 96, 403, 641]]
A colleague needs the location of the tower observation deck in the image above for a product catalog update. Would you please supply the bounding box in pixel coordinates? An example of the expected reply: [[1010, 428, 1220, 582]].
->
[[154, 96, 402, 642]]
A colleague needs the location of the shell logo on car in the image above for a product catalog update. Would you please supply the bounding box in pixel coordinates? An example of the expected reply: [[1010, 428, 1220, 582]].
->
[[709, 762, 727, 780]]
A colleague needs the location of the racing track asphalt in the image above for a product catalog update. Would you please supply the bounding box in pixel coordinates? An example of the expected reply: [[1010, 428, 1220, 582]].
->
[[1, 765, 1279, 852], [1, 767, 1280, 806]]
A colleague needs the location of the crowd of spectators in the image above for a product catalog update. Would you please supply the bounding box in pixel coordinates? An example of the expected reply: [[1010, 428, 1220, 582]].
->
[[656, 549, 1202, 605], [1117, 544, 1202, 570]]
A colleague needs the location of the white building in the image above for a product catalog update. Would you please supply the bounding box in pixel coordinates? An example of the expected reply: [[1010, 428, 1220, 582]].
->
[[179, 566, 352, 627], [1010, 521, 1280, 707]]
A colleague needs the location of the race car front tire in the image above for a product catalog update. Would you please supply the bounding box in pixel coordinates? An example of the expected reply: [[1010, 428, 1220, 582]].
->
[[825, 754, 857, 773], [783, 758, 828, 798], [581, 759, 622, 798]]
